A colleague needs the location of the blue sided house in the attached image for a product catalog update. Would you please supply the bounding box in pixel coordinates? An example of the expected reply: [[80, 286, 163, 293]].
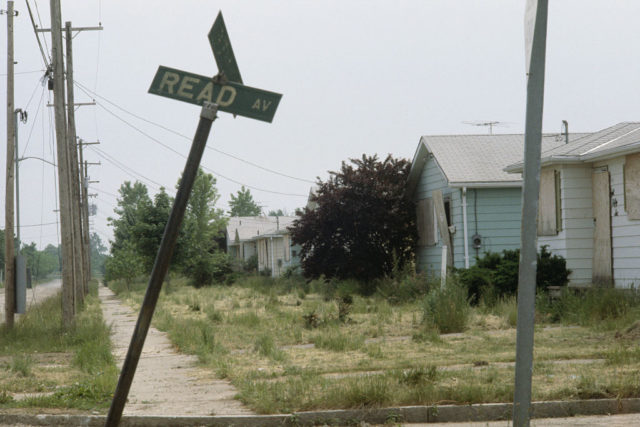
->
[[406, 131, 587, 276]]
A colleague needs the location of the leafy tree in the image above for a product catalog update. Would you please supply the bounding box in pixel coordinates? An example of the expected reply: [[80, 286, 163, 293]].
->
[[90, 233, 108, 275], [130, 187, 175, 270], [104, 240, 143, 288], [21, 242, 58, 281], [290, 154, 416, 285], [228, 186, 261, 216], [108, 181, 151, 254], [268, 209, 285, 217], [181, 169, 228, 285]]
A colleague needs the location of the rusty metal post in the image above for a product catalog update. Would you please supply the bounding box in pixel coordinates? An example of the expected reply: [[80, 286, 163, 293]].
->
[[106, 102, 218, 426]]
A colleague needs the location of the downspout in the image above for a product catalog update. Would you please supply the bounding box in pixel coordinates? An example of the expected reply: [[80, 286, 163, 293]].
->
[[270, 237, 275, 278], [462, 187, 470, 268]]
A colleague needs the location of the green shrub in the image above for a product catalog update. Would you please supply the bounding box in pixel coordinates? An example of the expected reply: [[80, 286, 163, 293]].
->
[[184, 251, 234, 287], [457, 246, 571, 304], [537, 245, 571, 289], [455, 267, 492, 305], [421, 282, 470, 333]]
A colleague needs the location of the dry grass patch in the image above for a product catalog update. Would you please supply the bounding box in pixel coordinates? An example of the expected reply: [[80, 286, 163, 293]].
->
[[109, 276, 640, 414]]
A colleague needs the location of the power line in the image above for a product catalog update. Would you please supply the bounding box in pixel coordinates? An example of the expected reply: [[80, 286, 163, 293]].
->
[[0, 69, 45, 76], [21, 84, 46, 157], [73, 80, 314, 184], [89, 145, 169, 191], [84, 95, 307, 197], [31, 0, 50, 57], [25, 1, 50, 68]]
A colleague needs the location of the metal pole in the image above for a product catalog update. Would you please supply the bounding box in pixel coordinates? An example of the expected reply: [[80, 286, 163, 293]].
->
[[4, 0, 16, 328], [106, 102, 218, 426], [513, 1, 549, 426], [50, 0, 75, 327]]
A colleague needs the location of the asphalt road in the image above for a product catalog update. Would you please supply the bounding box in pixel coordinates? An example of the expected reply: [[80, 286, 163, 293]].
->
[[0, 278, 62, 324]]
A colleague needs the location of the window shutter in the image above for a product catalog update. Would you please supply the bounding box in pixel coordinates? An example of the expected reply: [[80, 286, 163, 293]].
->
[[625, 153, 640, 220], [538, 168, 557, 236]]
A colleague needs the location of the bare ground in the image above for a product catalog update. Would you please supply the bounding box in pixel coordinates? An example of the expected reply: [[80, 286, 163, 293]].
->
[[98, 285, 253, 416]]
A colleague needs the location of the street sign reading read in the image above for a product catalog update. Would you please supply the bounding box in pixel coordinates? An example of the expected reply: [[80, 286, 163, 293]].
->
[[109, 12, 282, 426], [148, 11, 281, 122], [209, 12, 242, 84], [149, 66, 281, 123]]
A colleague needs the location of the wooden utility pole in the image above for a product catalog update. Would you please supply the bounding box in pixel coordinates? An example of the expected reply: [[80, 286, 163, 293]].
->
[[78, 142, 93, 286], [50, 0, 75, 327], [4, 0, 16, 328], [65, 21, 86, 303]]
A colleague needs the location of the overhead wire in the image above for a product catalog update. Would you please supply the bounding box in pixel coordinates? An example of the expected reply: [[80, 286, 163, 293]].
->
[[80, 92, 308, 197], [0, 69, 45, 76], [25, 0, 51, 68], [31, 0, 50, 57], [21, 84, 46, 157], [88, 145, 168, 191], [73, 80, 315, 185]]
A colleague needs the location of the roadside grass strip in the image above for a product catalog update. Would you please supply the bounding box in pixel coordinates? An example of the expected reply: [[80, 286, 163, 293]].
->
[[0, 281, 118, 412]]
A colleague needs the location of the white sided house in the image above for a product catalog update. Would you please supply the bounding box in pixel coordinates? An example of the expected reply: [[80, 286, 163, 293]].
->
[[407, 132, 587, 276], [505, 122, 640, 288], [225, 216, 299, 277]]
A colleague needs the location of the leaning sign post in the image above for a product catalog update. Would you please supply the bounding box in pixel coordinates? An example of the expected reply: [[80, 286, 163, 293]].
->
[[106, 12, 281, 426], [513, 1, 549, 426]]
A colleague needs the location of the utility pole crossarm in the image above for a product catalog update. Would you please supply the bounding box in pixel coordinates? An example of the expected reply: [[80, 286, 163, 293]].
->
[[36, 25, 103, 33]]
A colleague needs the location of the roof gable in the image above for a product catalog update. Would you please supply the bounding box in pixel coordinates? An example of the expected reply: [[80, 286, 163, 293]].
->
[[407, 132, 587, 195], [226, 216, 297, 242]]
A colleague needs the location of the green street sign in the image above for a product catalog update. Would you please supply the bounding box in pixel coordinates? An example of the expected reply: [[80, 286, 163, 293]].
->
[[209, 11, 242, 84], [149, 66, 282, 123]]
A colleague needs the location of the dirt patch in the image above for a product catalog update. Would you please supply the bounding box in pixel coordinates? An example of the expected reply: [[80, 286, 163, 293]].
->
[[615, 320, 640, 341]]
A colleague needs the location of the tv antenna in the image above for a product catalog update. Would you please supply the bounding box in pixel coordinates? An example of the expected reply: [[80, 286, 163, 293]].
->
[[462, 121, 509, 135]]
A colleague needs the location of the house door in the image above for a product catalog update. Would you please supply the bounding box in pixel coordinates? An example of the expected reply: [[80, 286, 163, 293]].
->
[[592, 168, 613, 286]]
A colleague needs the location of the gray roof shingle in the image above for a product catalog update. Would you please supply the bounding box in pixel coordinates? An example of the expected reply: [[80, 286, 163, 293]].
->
[[420, 133, 586, 186]]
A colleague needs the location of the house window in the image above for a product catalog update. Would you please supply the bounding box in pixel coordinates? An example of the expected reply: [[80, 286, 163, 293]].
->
[[416, 198, 436, 246], [444, 198, 452, 227], [538, 168, 562, 236], [625, 153, 640, 220]]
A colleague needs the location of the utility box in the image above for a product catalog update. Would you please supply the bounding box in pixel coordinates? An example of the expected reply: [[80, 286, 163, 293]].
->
[[15, 255, 27, 314]]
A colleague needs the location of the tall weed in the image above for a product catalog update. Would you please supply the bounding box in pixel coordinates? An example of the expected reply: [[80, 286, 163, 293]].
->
[[421, 281, 470, 334]]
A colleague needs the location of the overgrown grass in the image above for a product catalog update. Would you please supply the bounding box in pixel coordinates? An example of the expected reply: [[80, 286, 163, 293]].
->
[[0, 280, 117, 411], [108, 274, 640, 414]]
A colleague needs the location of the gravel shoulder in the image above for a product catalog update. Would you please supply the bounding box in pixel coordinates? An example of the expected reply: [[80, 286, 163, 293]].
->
[[98, 285, 253, 416]]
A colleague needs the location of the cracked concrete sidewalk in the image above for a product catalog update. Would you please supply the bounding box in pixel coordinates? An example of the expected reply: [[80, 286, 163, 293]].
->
[[98, 285, 252, 416]]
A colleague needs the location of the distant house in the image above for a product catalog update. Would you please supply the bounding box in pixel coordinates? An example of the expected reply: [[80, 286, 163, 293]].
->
[[505, 122, 640, 288], [406, 132, 587, 275], [225, 216, 299, 277]]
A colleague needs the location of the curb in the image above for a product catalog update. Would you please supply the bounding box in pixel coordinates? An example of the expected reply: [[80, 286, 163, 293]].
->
[[2, 398, 640, 426]]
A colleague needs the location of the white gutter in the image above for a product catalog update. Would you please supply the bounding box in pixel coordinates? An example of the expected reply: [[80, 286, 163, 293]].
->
[[462, 187, 470, 269], [270, 237, 275, 278], [449, 181, 523, 188]]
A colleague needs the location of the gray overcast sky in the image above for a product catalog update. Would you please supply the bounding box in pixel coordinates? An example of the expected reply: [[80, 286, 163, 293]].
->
[[2, 0, 640, 249]]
